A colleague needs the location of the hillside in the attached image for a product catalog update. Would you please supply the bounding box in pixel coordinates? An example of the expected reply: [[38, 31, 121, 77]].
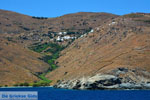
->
[[1, 10, 150, 89], [0, 9, 119, 86], [0, 36, 50, 86], [46, 13, 150, 89], [0, 9, 118, 46]]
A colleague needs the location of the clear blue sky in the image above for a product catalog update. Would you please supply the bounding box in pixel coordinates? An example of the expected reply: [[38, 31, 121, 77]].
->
[[0, 0, 149, 17]]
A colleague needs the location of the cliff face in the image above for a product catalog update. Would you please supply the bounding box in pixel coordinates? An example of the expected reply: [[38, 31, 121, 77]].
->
[[46, 13, 150, 89]]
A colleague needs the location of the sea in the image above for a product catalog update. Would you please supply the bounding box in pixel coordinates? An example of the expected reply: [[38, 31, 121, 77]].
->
[[0, 87, 150, 100]]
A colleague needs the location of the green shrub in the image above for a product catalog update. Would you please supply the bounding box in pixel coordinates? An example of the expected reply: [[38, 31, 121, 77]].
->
[[32, 81, 50, 87], [33, 83, 39, 87], [32, 16, 48, 19], [144, 20, 150, 23], [23, 82, 29, 86], [19, 83, 24, 86], [13, 82, 30, 87], [28, 42, 64, 85], [29, 42, 64, 54], [13, 84, 19, 87], [51, 64, 57, 70]]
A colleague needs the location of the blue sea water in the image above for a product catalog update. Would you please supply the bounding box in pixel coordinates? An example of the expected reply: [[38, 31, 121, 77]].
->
[[0, 87, 150, 100]]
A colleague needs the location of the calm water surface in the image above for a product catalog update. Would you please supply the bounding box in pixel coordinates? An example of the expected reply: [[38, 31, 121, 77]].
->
[[0, 87, 150, 100]]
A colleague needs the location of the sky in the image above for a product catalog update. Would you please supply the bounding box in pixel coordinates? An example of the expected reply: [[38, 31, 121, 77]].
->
[[0, 0, 150, 17]]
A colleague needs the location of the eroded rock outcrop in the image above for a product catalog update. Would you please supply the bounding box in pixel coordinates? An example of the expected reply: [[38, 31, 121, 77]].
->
[[54, 68, 150, 90]]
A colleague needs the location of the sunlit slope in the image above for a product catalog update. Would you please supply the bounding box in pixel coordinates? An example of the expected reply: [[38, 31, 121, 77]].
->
[[0, 37, 50, 86], [46, 13, 150, 84]]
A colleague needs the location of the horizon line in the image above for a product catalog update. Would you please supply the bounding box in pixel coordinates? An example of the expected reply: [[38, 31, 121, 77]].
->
[[0, 9, 150, 18]]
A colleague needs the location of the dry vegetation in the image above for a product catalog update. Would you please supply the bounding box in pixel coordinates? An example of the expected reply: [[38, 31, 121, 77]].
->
[[0, 36, 50, 86], [46, 14, 150, 85], [0, 9, 150, 86]]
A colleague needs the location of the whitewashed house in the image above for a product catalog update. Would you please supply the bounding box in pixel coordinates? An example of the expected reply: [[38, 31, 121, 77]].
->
[[56, 36, 61, 41], [58, 32, 63, 35], [63, 36, 71, 40], [63, 32, 67, 35], [109, 21, 116, 26], [89, 29, 94, 33]]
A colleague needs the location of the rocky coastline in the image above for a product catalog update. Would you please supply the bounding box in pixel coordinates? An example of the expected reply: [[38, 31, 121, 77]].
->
[[54, 68, 150, 90]]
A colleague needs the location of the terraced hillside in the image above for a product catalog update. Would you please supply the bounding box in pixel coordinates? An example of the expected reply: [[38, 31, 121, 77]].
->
[[0, 9, 118, 46], [46, 13, 150, 89]]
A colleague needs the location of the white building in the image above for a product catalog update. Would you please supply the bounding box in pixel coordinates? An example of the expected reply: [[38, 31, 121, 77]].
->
[[80, 35, 84, 38], [63, 36, 71, 40], [89, 29, 94, 33], [63, 32, 67, 35], [56, 36, 61, 41], [58, 32, 63, 35], [109, 22, 116, 26]]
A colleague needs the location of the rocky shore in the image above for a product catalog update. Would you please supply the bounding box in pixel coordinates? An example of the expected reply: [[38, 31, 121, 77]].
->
[[54, 68, 150, 90]]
